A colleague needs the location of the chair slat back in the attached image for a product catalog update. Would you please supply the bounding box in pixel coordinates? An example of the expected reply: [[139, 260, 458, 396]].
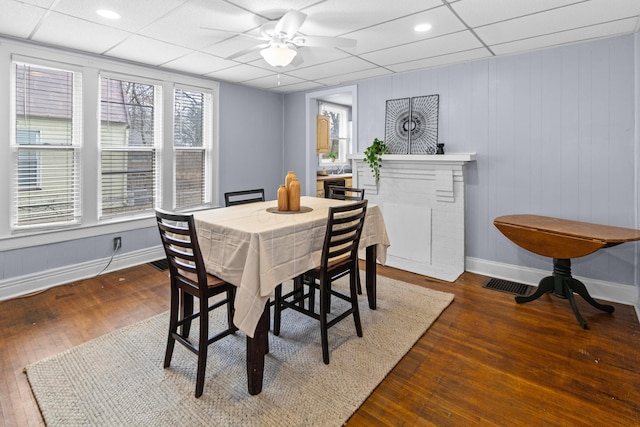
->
[[321, 200, 368, 270], [328, 186, 365, 201], [155, 209, 208, 297], [224, 189, 265, 207]]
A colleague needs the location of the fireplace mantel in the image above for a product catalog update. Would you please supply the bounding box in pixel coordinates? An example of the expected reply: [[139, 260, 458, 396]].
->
[[350, 153, 476, 282], [350, 153, 476, 163]]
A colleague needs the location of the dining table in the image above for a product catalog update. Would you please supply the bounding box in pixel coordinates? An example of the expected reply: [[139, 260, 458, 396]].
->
[[494, 214, 640, 329], [193, 196, 390, 395]]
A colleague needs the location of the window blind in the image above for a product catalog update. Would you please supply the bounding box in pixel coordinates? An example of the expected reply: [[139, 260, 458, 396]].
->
[[13, 62, 81, 228], [100, 77, 158, 217], [174, 88, 209, 209]]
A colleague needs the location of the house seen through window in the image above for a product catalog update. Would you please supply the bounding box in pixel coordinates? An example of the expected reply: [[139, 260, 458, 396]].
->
[[99, 76, 159, 218], [13, 62, 81, 228]]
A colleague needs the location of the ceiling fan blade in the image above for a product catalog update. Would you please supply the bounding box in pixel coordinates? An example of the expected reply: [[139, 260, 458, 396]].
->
[[274, 10, 306, 38], [292, 35, 357, 49], [200, 27, 268, 42], [225, 44, 268, 61], [290, 52, 304, 67]]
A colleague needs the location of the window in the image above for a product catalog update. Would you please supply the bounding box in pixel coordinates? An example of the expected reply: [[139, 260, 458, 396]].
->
[[99, 76, 160, 218], [174, 87, 211, 209], [318, 101, 351, 166], [12, 62, 81, 228]]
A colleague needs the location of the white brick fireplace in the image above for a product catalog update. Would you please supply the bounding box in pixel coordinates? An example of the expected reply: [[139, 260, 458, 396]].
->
[[351, 153, 476, 282]]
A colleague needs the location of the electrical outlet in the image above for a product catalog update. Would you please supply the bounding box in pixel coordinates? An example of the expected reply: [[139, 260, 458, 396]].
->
[[113, 237, 122, 251]]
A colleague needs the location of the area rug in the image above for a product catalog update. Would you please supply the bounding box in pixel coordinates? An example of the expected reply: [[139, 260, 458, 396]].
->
[[25, 275, 454, 426]]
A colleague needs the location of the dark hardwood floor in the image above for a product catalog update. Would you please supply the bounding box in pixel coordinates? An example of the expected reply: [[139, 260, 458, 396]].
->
[[1, 263, 638, 426]]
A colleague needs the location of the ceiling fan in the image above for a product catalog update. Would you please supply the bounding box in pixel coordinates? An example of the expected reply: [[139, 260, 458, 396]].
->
[[203, 10, 357, 68]]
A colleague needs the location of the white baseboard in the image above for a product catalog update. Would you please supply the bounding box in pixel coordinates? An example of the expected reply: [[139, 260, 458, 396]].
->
[[466, 257, 639, 323], [0, 246, 165, 302]]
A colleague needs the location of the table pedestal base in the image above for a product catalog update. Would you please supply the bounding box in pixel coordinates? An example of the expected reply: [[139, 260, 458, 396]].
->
[[514, 258, 614, 329]]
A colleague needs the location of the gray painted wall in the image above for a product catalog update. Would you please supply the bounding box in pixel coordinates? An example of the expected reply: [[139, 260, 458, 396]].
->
[[285, 34, 639, 291], [219, 82, 284, 202]]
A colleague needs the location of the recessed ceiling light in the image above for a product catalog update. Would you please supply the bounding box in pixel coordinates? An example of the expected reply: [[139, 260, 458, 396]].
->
[[414, 23, 432, 32], [96, 9, 121, 20]]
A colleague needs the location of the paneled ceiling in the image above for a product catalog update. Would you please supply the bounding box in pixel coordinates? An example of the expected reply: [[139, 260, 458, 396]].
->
[[2, 0, 639, 93]]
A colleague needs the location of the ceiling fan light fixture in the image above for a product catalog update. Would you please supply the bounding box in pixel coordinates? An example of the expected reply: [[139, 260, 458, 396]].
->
[[260, 45, 297, 67]]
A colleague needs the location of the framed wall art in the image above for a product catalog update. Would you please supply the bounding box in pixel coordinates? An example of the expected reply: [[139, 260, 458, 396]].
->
[[384, 94, 439, 154]]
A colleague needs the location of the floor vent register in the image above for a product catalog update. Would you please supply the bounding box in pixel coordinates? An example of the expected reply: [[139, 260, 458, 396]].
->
[[483, 278, 533, 296], [149, 259, 169, 272]]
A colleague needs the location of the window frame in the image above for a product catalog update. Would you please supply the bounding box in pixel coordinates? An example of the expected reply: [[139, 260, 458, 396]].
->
[[10, 59, 83, 231], [98, 73, 163, 220], [318, 101, 351, 167], [173, 85, 213, 210], [1, 44, 219, 247]]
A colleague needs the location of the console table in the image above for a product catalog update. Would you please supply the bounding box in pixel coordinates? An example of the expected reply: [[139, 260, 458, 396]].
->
[[493, 214, 640, 329]]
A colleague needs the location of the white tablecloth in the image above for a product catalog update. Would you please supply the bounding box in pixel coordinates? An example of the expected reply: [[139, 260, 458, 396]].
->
[[193, 196, 390, 337]]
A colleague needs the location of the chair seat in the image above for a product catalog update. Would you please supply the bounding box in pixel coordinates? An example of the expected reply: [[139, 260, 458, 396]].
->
[[178, 269, 228, 290]]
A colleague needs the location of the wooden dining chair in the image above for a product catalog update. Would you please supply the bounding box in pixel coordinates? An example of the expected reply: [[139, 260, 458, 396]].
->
[[328, 185, 366, 294], [273, 200, 368, 364], [155, 209, 238, 398], [327, 185, 365, 202], [224, 189, 265, 207]]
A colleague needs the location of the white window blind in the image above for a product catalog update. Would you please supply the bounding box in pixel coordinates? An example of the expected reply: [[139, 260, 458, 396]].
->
[[12, 62, 82, 228], [100, 76, 159, 218], [173, 88, 210, 209]]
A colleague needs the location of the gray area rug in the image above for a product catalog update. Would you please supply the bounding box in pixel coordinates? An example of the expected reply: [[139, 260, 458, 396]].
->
[[25, 275, 454, 426]]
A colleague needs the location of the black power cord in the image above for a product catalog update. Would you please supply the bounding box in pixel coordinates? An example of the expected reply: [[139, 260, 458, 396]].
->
[[96, 238, 121, 277]]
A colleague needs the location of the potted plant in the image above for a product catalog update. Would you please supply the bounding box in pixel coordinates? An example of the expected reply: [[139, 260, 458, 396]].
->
[[363, 138, 390, 183], [328, 151, 337, 162]]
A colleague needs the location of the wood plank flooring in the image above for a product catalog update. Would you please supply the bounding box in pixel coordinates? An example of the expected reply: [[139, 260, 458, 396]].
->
[[1, 263, 638, 426]]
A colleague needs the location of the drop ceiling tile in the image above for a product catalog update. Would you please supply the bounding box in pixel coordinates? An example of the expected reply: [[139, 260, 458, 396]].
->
[[475, 0, 640, 46], [105, 35, 192, 66], [0, 1, 47, 39], [243, 73, 305, 89], [451, 0, 582, 28], [206, 64, 273, 82], [348, 5, 466, 54], [361, 30, 483, 66], [225, 0, 321, 19], [298, 0, 444, 37], [15, 0, 56, 7], [52, 0, 187, 33], [201, 35, 265, 62], [286, 56, 374, 80], [270, 80, 325, 93], [315, 67, 393, 86], [140, 0, 261, 50], [490, 18, 639, 56], [31, 12, 131, 54], [162, 51, 234, 75], [388, 48, 491, 73]]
